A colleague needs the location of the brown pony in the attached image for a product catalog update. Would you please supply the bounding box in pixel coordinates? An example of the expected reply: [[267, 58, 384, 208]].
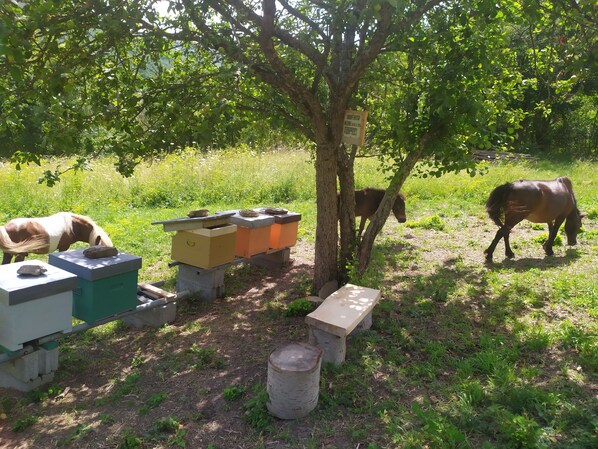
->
[[339, 187, 407, 236], [484, 177, 584, 262], [0, 212, 113, 264]]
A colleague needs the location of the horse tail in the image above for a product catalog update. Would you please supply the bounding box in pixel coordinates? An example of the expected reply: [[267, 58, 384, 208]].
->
[[485, 183, 513, 227], [0, 226, 47, 253]]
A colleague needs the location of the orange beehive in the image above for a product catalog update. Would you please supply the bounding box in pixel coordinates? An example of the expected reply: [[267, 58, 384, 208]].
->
[[268, 212, 302, 249], [227, 211, 275, 258]]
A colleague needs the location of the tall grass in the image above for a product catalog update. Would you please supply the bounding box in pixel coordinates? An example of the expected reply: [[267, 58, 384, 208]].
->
[[1, 150, 596, 282], [1, 148, 596, 448]]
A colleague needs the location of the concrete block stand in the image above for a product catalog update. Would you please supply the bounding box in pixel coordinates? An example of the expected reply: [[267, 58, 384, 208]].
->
[[176, 264, 226, 302], [0, 346, 59, 392]]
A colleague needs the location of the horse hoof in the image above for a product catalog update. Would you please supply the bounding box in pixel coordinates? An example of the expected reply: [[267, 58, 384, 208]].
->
[[506, 252, 515, 259], [484, 256, 493, 264]]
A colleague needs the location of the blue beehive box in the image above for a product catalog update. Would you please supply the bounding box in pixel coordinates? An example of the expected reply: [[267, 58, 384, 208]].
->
[[49, 248, 142, 324]]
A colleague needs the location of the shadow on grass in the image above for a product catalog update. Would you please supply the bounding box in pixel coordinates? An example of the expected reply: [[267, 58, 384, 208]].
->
[[486, 247, 583, 272]]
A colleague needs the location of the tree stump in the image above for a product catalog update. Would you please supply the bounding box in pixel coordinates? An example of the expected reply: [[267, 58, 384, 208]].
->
[[266, 342, 322, 419]]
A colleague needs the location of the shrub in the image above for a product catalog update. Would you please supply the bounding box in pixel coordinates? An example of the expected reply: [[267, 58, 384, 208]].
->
[[284, 298, 316, 317]]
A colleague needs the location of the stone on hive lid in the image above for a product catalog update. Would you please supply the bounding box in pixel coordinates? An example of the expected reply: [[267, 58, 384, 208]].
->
[[0, 261, 77, 306], [224, 210, 275, 228]]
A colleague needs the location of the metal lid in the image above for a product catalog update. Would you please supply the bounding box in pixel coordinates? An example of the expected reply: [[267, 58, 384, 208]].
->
[[0, 261, 78, 306], [48, 248, 142, 281]]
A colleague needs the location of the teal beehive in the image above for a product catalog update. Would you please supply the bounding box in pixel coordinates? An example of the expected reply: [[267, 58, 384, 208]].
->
[[49, 249, 142, 324]]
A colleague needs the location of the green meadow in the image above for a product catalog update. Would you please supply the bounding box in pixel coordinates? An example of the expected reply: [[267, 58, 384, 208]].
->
[[1, 149, 596, 448]]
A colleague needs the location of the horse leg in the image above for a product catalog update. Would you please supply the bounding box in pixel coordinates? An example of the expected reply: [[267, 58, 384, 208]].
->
[[14, 253, 27, 263], [357, 217, 367, 238], [2, 253, 13, 264], [504, 233, 515, 259], [543, 218, 565, 256], [484, 226, 508, 262]]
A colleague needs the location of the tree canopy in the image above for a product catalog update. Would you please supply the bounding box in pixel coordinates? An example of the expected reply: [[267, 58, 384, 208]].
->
[[1, 0, 595, 290]]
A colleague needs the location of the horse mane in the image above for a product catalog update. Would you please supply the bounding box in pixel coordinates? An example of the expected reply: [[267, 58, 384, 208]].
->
[[557, 177, 578, 207], [70, 213, 113, 247]]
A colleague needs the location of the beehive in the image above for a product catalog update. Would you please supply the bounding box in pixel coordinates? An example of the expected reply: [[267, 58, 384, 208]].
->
[[267, 212, 301, 250], [171, 224, 237, 269], [225, 210, 275, 258], [0, 261, 77, 352], [49, 249, 142, 324]]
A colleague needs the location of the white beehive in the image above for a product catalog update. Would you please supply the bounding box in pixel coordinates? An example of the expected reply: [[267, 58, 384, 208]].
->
[[0, 261, 77, 352]]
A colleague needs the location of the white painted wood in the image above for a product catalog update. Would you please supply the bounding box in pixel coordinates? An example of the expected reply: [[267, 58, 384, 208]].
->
[[305, 284, 380, 337], [0, 291, 72, 351], [267, 342, 322, 419]]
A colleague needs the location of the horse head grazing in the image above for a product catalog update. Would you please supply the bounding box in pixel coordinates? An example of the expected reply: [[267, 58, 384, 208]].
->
[[564, 208, 584, 246], [347, 187, 407, 236], [71, 214, 113, 247], [392, 193, 407, 223]]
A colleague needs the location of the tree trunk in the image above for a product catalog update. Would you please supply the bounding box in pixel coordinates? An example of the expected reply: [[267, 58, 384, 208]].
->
[[337, 144, 357, 284], [356, 146, 425, 273], [312, 141, 339, 293]]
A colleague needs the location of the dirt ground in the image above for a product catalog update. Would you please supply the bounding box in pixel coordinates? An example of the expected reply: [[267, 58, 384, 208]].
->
[[0, 238, 322, 449], [0, 213, 596, 448]]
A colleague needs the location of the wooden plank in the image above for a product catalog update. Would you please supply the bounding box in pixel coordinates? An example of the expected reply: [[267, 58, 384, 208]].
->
[[305, 284, 380, 337], [137, 282, 176, 300], [151, 212, 234, 232]]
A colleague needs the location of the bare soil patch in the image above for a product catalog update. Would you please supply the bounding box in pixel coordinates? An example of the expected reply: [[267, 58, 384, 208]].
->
[[1, 211, 596, 448]]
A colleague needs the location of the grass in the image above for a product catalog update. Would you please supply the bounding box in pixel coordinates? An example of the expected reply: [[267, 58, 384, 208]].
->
[[0, 149, 596, 448]]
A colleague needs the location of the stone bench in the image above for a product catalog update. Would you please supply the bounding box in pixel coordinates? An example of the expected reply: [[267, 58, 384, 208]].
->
[[305, 283, 380, 364]]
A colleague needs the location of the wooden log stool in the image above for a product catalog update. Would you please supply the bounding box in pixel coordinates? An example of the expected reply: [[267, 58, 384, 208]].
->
[[266, 342, 323, 419]]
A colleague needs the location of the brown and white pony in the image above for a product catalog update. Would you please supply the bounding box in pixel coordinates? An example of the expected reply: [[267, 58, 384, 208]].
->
[[0, 212, 113, 264]]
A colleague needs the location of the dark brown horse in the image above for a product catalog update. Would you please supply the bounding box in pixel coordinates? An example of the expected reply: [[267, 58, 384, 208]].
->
[[339, 187, 406, 236], [0, 212, 113, 264], [484, 177, 584, 262]]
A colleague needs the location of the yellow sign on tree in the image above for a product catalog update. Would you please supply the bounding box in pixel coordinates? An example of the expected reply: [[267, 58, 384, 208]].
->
[[342, 110, 368, 146]]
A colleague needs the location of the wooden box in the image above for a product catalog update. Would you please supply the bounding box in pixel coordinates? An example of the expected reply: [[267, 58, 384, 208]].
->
[[0, 261, 77, 352], [268, 212, 301, 249], [171, 224, 237, 269], [49, 249, 142, 324], [226, 211, 275, 258]]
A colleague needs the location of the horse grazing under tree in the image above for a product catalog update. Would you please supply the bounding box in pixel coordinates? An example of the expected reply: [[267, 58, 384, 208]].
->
[[484, 177, 584, 263], [0, 212, 113, 264], [340, 187, 407, 237]]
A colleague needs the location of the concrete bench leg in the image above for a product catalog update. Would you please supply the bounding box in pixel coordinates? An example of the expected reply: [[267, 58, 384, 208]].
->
[[176, 264, 226, 301], [352, 311, 373, 334], [308, 327, 346, 365]]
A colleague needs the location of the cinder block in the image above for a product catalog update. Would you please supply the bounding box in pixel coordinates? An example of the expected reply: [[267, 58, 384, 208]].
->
[[123, 301, 177, 328], [250, 248, 291, 270], [0, 350, 40, 382], [38, 342, 59, 375], [0, 348, 58, 392], [0, 369, 55, 392], [176, 264, 226, 302]]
